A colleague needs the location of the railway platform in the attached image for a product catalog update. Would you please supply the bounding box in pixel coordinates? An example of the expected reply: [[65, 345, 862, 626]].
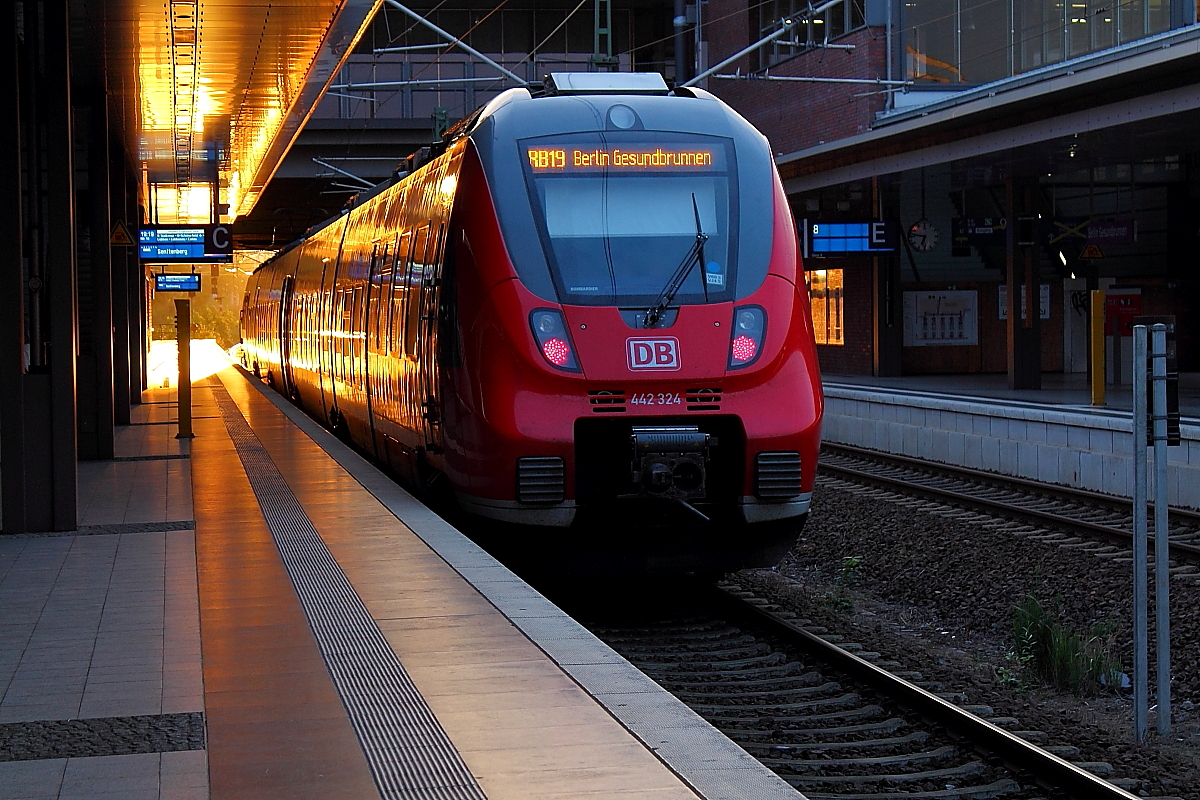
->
[[822, 373, 1200, 510], [0, 368, 800, 800]]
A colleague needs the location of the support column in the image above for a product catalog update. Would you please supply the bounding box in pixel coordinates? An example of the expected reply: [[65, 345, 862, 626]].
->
[[872, 177, 902, 377], [78, 97, 115, 459], [44, 0, 79, 528], [1006, 179, 1041, 390], [139, 258, 149, 395], [6, 0, 79, 531], [873, 256, 903, 376], [111, 143, 132, 424], [1, 1, 28, 532], [129, 175, 145, 405]]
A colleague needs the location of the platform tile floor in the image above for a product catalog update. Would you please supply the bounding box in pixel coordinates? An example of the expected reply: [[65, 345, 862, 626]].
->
[[0, 391, 208, 800]]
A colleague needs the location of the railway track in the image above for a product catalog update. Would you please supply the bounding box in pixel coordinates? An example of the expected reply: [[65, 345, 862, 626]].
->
[[580, 579, 1139, 800], [819, 443, 1200, 563]]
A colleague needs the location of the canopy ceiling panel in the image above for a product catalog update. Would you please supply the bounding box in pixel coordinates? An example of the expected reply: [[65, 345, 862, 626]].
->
[[105, 0, 380, 223]]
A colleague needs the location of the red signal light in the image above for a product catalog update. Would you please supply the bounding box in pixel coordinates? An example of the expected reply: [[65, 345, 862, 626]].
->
[[730, 334, 758, 364], [542, 338, 572, 367]]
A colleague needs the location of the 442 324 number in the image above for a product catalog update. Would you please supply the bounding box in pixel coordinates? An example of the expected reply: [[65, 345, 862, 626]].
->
[[629, 392, 681, 406]]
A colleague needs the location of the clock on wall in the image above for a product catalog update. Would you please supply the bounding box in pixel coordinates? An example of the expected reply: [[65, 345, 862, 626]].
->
[[908, 219, 939, 252]]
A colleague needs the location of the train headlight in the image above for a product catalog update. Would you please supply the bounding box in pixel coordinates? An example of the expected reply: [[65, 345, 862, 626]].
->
[[530, 309, 581, 372], [728, 306, 766, 368]]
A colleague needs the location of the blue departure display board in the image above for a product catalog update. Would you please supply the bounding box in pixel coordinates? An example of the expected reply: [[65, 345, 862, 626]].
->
[[155, 273, 202, 292], [803, 220, 898, 258], [140, 224, 233, 263]]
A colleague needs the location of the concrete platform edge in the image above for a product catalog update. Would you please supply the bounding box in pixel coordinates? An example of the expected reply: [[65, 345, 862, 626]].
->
[[823, 383, 1200, 509]]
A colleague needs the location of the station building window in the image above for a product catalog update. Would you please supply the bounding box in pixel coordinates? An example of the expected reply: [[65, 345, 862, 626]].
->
[[808, 268, 844, 346], [904, 0, 1183, 85], [759, 0, 866, 66]]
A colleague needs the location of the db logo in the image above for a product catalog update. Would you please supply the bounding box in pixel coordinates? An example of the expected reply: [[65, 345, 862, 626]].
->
[[627, 338, 680, 371]]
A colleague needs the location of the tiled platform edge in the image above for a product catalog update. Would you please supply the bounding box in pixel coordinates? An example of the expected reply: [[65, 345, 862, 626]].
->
[[822, 383, 1200, 510]]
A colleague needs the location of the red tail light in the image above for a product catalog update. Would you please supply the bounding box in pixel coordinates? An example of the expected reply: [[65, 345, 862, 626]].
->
[[542, 338, 572, 366], [731, 335, 758, 363], [530, 310, 581, 372], [729, 306, 766, 368]]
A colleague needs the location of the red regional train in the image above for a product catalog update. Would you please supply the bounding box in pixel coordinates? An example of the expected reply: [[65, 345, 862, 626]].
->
[[240, 72, 823, 570]]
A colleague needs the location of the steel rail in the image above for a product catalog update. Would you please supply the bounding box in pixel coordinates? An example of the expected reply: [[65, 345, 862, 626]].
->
[[819, 443, 1200, 562], [708, 584, 1140, 800], [826, 442, 1200, 525]]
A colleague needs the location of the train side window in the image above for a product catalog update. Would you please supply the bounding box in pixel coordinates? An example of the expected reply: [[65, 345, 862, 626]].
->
[[351, 284, 366, 388], [338, 288, 351, 379], [404, 226, 430, 357], [390, 232, 412, 355], [350, 283, 361, 341], [370, 241, 391, 352]]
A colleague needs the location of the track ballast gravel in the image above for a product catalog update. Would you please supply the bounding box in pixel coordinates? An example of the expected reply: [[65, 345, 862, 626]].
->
[[743, 475, 1200, 798]]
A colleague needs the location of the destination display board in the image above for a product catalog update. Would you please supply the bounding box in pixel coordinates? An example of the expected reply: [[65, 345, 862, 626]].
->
[[154, 273, 202, 292], [803, 220, 899, 258], [140, 224, 232, 263], [526, 145, 719, 171]]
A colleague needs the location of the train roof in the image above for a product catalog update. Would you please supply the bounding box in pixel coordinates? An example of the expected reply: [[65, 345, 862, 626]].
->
[[251, 74, 761, 275]]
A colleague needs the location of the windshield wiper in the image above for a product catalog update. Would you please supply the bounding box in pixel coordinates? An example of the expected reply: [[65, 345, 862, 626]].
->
[[643, 194, 709, 328]]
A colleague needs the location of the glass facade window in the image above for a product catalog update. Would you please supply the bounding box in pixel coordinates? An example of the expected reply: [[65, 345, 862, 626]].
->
[[808, 269, 844, 346], [759, 0, 867, 66], [904, 0, 1185, 84]]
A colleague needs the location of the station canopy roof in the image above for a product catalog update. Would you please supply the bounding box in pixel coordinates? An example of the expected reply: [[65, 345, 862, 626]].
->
[[776, 25, 1200, 193], [94, 0, 380, 225]]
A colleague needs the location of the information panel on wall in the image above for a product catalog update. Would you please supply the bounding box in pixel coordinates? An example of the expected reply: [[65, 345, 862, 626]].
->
[[803, 220, 898, 258], [903, 290, 979, 347], [140, 224, 232, 263]]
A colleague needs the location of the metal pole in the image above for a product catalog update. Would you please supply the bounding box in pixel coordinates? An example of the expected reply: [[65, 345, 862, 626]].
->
[[683, 0, 844, 87], [382, 0, 528, 86], [1132, 323, 1149, 742], [1090, 290, 1106, 406], [674, 0, 688, 84], [1151, 322, 1170, 735], [175, 298, 193, 439], [329, 76, 514, 90], [886, 0, 893, 110]]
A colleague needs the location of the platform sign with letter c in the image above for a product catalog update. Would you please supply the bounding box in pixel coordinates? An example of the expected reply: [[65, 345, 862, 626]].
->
[[139, 224, 233, 264]]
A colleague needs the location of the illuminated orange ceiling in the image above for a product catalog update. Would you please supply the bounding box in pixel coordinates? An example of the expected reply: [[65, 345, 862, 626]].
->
[[126, 0, 380, 224]]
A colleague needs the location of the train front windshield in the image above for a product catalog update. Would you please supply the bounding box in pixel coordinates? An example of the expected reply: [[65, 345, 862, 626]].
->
[[521, 133, 737, 307]]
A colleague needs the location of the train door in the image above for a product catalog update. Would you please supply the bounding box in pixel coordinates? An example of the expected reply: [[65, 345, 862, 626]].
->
[[417, 223, 447, 453], [403, 226, 430, 436], [248, 282, 264, 374], [279, 275, 297, 399], [363, 239, 390, 459]]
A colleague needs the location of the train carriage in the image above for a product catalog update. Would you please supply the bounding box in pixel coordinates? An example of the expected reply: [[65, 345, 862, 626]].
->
[[241, 72, 823, 570]]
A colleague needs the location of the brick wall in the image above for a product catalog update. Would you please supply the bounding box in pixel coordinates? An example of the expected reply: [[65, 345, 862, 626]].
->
[[704, 4, 889, 156]]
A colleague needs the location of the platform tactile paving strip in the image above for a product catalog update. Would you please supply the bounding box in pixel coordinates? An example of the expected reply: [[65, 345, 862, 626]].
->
[[211, 384, 487, 800]]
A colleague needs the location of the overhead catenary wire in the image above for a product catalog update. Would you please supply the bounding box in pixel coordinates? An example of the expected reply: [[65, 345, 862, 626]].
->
[[382, 0, 527, 85], [712, 71, 912, 86], [684, 0, 847, 87], [311, 158, 375, 189]]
